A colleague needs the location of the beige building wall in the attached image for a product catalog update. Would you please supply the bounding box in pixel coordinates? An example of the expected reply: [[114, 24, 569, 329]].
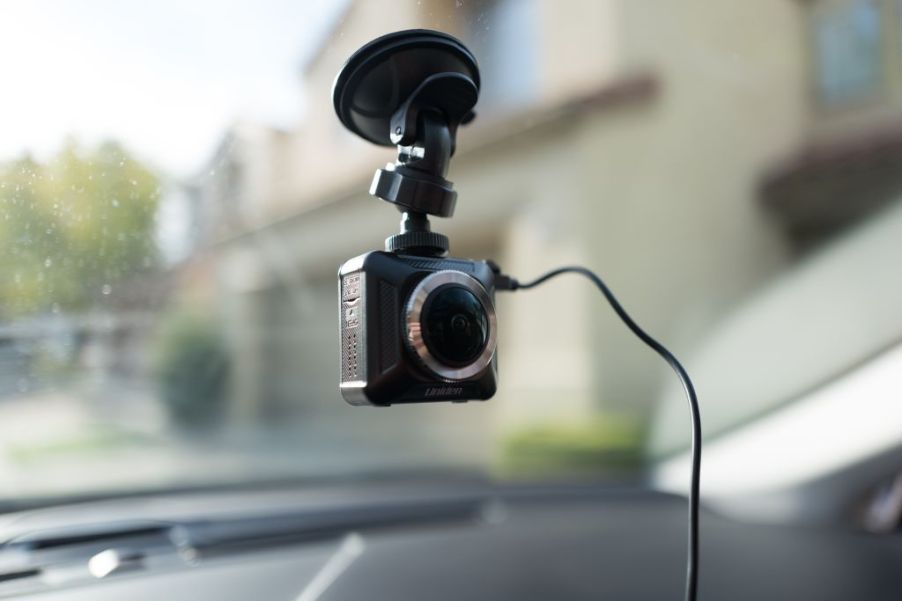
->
[[536, 0, 622, 102], [570, 0, 808, 412]]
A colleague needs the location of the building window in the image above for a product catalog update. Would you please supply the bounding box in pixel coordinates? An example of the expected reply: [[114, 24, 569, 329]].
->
[[811, 0, 883, 106], [465, 0, 538, 111]]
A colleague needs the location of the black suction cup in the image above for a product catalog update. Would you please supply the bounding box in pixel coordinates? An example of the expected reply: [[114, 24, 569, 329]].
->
[[332, 29, 480, 147]]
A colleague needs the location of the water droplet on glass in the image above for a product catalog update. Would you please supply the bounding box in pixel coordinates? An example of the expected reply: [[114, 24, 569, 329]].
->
[[51, 303, 60, 314], [112, 199, 119, 207], [44, 258, 52, 267], [130, 179, 137, 186], [102, 284, 112, 295]]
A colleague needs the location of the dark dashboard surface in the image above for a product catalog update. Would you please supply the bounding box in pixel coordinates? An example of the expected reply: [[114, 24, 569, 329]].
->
[[4, 487, 901, 600]]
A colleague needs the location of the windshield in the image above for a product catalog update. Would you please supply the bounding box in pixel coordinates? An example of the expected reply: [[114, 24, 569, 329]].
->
[[0, 0, 899, 511]]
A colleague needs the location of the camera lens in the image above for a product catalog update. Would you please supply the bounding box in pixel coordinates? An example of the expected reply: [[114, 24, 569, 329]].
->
[[405, 271, 496, 381], [421, 285, 489, 366]]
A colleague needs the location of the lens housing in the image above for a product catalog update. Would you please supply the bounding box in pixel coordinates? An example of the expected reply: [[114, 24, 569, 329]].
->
[[421, 285, 488, 366], [405, 271, 496, 381]]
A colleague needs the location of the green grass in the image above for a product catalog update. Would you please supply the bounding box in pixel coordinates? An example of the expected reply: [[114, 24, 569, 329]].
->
[[7, 427, 158, 464], [498, 416, 645, 477]]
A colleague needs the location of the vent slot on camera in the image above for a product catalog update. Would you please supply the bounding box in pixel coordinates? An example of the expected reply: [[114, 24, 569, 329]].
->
[[379, 281, 400, 373], [342, 329, 360, 381], [404, 257, 476, 273]]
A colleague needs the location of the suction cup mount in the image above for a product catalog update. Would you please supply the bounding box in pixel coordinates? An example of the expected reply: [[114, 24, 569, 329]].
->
[[332, 29, 480, 256]]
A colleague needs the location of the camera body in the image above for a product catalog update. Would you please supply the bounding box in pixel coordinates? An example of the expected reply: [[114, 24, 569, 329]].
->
[[339, 251, 498, 406], [334, 30, 498, 406]]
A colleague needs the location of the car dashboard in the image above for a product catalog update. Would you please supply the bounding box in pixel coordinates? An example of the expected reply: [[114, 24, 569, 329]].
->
[[0, 484, 899, 600]]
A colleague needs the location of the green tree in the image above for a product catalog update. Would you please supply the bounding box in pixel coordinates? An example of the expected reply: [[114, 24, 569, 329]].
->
[[0, 140, 160, 316], [154, 311, 229, 430]]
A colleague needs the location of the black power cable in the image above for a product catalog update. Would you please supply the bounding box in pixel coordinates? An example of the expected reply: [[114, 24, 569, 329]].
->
[[501, 266, 702, 601]]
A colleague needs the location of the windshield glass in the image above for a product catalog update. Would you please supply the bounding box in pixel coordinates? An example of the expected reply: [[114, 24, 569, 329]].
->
[[0, 0, 899, 508]]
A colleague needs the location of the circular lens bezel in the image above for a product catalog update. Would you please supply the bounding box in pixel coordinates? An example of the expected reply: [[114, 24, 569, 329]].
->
[[405, 271, 496, 381]]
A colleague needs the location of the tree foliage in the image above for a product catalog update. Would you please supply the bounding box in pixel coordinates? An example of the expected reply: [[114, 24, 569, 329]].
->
[[0, 140, 160, 316], [154, 311, 229, 430]]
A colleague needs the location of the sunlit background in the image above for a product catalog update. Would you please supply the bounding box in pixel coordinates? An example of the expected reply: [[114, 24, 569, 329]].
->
[[0, 0, 900, 533]]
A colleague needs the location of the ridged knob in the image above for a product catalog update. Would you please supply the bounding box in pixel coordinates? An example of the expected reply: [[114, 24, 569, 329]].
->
[[370, 167, 457, 218], [385, 230, 449, 254]]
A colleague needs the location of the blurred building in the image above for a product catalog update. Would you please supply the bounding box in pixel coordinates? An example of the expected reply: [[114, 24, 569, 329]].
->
[[186, 0, 902, 465], [653, 0, 902, 520]]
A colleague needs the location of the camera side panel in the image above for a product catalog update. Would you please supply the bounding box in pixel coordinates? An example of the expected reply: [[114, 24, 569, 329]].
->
[[338, 252, 419, 406], [338, 256, 370, 405]]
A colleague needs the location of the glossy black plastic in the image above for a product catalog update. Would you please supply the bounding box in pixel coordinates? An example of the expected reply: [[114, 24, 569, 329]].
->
[[332, 29, 480, 147], [421, 285, 489, 366]]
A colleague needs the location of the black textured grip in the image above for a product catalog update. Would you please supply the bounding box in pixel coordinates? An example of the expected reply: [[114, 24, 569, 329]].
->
[[379, 281, 400, 373]]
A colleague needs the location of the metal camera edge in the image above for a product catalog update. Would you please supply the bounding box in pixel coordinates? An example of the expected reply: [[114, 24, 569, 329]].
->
[[338, 251, 498, 406]]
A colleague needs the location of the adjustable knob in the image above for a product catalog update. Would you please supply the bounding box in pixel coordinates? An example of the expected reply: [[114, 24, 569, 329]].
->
[[385, 230, 449, 255], [370, 165, 457, 218]]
